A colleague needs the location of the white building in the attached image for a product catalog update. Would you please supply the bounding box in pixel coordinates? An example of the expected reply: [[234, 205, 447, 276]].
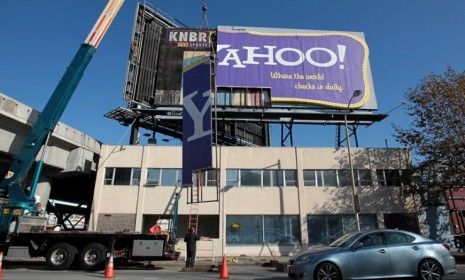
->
[[89, 144, 418, 257]]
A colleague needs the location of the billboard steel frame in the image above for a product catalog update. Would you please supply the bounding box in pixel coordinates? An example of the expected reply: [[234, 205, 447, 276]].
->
[[104, 106, 386, 146]]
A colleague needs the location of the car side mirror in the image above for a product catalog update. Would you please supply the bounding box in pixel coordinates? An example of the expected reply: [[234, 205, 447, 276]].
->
[[352, 242, 363, 251]]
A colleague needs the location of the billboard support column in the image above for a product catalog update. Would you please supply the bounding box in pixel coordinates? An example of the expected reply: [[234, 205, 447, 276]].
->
[[280, 122, 294, 147], [129, 116, 140, 145]]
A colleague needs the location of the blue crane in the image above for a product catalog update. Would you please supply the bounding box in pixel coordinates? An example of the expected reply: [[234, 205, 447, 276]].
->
[[0, 0, 124, 233]]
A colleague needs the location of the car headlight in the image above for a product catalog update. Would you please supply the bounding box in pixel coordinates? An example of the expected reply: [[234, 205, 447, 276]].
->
[[293, 254, 313, 264]]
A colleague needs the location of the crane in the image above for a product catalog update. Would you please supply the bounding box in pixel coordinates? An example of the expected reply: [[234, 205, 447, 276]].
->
[[0, 0, 125, 233]]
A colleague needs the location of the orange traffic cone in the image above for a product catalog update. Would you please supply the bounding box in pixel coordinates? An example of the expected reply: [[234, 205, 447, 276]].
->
[[0, 251, 3, 278], [104, 253, 114, 278], [219, 255, 229, 279]]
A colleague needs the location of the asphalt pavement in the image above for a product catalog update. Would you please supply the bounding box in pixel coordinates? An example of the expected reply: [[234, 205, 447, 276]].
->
[[1, 257, 464, 280]]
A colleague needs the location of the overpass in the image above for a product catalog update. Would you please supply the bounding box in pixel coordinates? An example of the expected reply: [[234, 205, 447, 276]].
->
[[0, 92, 101, 229]]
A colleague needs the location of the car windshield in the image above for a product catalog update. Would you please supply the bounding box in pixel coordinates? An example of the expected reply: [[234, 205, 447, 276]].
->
[[329, 232, 362, 247]]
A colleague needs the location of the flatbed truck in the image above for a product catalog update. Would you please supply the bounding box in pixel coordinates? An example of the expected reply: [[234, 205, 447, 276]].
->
[[5, 225, 174, 270]]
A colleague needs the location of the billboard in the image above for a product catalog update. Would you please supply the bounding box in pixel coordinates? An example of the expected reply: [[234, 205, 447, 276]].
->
[[216, 26, 377, 110], [182, 52, 212, 185], [120, 6, 270, 147]]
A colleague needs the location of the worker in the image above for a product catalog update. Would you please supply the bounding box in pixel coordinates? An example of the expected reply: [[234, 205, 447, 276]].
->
[[184, 227, 209, 268], [149, 222, 161, 235]]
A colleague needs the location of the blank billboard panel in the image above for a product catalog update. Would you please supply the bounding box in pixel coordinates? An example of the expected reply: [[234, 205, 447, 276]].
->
[[123, 4, 186, 105]]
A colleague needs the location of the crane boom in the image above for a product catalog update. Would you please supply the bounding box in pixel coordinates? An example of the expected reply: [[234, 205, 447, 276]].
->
[[0, 0, 124, 212]]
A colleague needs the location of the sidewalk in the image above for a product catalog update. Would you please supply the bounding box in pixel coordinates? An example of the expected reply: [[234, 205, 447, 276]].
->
[[149, 255, 290, 273]]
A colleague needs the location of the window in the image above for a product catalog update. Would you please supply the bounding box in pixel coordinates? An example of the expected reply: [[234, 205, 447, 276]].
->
[[264, 215, 300, 245], [303, 170, 316, 186], [160, 168, 181, 186], [359, 232, 385, 247], [104, 168, 141, 186], [104, 168, 114, 185], [285, 170, 297, 186], [193, 169, 218, 187], [377, 169, 402, 187], [131, 168, 141, 185], [385, 231, 415, 245], [205, 169, 218, 186], [263, 170, 283, 187], [358, 169, 372, 186], [303, 170, 338, 187], [145, 168, 182, 187], [385, 170, 402, 186], [226, 215, 263, 245], [146, 168, 161, 186], [322, 170, 338, 186], [114, 168, 131, 185], [226, 169, 298, 187], [144, 215, 220, 238], [226, 215, 300, 245], [384, 213, 419, 233], [308, 215, 343, 245], [338, 170, 352, 187], [226, 169, 239, 187], [376, 170, 385, 186], [307, 214, 378, 245], [305, 169, 372, 187], [339, 169, 372, 187], [240, 169, 261, 186], [359, 214, 378, 231]]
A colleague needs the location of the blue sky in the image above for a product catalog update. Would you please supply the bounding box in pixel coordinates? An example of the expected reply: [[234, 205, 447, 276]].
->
[[1, 0, 465, 148]]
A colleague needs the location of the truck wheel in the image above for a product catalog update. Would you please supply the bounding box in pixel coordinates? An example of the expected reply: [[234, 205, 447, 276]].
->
[[45, 242, 78, 270], [79, 243, 108, 271]]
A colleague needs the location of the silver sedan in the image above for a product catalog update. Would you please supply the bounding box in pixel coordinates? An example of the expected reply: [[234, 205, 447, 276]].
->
[[288, 229, 456, 280]]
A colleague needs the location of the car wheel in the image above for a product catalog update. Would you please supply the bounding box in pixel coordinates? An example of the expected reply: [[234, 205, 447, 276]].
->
[[45, 242, 78, 270], [78, 243, 108, 271], [418, 259, 443, 280], [315, 262, 341, 280]]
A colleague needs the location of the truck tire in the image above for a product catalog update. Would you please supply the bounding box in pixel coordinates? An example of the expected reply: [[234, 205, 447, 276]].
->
[[45, 242, 78, 270], [78, 243, 108, 271]]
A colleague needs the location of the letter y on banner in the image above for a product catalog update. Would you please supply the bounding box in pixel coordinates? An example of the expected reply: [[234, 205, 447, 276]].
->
[[182, 52, 212, 186]]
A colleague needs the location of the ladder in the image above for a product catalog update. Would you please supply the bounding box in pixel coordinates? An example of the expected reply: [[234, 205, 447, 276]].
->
[[188, 203, 199, 233], [188, 173, 202, 233]]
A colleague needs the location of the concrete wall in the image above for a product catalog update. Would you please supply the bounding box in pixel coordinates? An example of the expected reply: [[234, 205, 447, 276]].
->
[[90, 145, 415, 257]]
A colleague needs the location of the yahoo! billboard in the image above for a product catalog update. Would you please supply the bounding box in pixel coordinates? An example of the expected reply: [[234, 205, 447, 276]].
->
[[216, 26, 375, 109]]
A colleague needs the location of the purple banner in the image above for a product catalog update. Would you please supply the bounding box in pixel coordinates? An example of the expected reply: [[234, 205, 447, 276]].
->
[[216, 28, 370, 108], [182, 52, 212, 186]]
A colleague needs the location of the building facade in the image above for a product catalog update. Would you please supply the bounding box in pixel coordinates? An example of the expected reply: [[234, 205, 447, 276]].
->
[[89, 145, 418, 257]]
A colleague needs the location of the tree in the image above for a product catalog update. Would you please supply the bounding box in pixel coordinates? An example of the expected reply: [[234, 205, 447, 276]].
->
[[395, 67, 465, 204]]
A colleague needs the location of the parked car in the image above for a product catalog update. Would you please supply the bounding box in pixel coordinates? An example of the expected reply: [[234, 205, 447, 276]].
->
[[288, 229, 455, 280]]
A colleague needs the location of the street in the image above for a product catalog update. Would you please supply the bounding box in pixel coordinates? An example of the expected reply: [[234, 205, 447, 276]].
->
[[0, 262, 464, 280], [0, 265, 286, 280]]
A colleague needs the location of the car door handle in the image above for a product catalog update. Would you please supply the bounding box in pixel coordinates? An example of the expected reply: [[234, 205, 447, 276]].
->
[[412, 245, 420, 250], [378, 249, 386, 254]]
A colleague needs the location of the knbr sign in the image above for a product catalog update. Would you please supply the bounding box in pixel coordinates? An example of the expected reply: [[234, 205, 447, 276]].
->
[[165, 29, 213, 49], [216, 26, 374, 109]]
